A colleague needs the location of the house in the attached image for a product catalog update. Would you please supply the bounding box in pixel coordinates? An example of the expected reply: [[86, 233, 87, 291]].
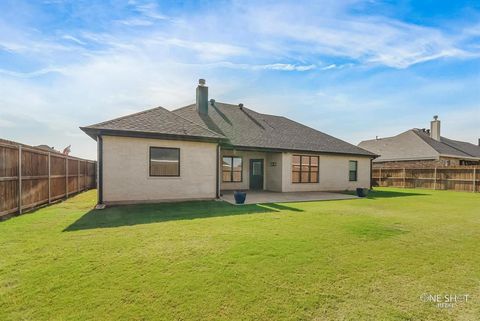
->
[[359, 116, 480, 168], [80, 79, 375, 205]]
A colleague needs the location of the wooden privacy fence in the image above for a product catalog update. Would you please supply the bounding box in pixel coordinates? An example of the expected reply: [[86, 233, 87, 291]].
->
[[372, 167, 479, 193], [0, 139, 96, 220]]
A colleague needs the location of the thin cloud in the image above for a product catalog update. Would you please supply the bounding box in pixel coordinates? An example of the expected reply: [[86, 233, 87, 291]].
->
[[0, 67, 65, 78], [243, 3, 479, 68], [116, 18, 154, 26], [262, 63, 316, 71], [133, 1, 169, 20], [321, 64, 337, 70], [61, 35, 87, 46]]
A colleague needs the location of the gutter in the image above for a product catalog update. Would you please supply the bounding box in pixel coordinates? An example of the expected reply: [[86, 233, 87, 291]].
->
[[220, 144, 377, 158], [80, 127, 226, 144]]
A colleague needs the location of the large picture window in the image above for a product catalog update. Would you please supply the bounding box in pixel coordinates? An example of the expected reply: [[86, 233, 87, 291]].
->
[[223, 156, 242, 182], [149, 147, 180, 177], [349, 160, 358, 181], [292, 155, 319, 183]]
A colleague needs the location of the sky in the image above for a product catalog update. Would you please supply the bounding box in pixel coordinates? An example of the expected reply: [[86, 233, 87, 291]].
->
[[0, 0, 479, 159]]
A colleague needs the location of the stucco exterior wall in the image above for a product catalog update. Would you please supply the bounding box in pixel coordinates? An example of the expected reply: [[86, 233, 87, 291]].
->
[[102, 135, 217, 204], [281, 153, 371, 192], [220, 149, 371, 192], [220, 150, 267, 190], [265, 152, 283, 191]]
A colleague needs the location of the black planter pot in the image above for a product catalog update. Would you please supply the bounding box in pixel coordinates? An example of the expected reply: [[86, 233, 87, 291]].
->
[[356, 188, 369, 197], [233, 191, 247, 204]]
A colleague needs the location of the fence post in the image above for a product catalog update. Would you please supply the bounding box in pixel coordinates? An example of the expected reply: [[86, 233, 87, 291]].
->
[[77, 160, 80, 193], [379, 167, 382, 186], [433, 168, 437, 190], [473, 167, 476, 193], [403, 168, 406, 188], [18, 145, 22, 214], [65, 156, 69, 198], [48, 152, 51, 204]]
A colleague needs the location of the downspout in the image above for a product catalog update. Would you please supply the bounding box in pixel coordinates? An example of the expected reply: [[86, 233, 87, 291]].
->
[[216, 143, 220, 199], [97, 135, 103, 205]]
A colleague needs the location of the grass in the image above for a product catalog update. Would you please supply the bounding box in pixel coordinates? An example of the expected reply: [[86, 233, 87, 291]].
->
[[0, 188, 479, 321]]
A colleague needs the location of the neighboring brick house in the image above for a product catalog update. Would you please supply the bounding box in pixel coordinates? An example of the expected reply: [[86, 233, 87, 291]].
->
[[359, 116, 480, 169]]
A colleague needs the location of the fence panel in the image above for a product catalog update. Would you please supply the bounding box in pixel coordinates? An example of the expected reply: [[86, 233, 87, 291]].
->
[[0, 139, 96, 220], [373, 166, 478, 193]]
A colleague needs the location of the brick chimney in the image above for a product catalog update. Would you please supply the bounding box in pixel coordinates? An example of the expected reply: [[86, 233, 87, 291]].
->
[[196, 79, 208, 115], [430, 115, 441, 141]]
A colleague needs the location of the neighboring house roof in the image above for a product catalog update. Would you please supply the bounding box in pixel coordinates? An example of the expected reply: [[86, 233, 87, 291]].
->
[[35, 144, 58, 153], [439, 136, 480, 158], [80, 106, 225, 141], [359, 129, 480, 162], [173, 102, 375, 156]]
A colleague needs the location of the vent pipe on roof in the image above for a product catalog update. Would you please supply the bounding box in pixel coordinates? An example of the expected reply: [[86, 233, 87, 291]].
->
[[196, 79, 208, 115], [478, 138, 480, 146], [430, 115, 441, 141], [239, 103, 244, 109]]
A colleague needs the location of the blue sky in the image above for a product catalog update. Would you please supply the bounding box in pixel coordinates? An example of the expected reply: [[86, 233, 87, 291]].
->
[[0, 0, 479, 159]]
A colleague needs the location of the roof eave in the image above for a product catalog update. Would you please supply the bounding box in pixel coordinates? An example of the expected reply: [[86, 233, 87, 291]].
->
[[221, 144, 377, 158], [438, 154, 480, 161], [80, 127, 227, 143]]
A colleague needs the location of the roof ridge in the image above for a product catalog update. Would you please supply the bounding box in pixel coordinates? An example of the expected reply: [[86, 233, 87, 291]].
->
[[239, 107, 266, 130], [172, 109, 226, 138], [274, 114, 375, 155], [440, 138, 477, 157], [412, 129, 472, 157], [172, 103, 195, 113]]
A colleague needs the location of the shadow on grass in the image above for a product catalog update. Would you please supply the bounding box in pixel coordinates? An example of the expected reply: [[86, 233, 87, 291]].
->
[[367, 189, 427, 199], [261, 203, 304, 212], [64, 200, 302, 231]]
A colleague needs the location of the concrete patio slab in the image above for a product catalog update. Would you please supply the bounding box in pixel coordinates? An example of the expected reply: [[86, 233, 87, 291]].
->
[[221, 190, 358, 205]]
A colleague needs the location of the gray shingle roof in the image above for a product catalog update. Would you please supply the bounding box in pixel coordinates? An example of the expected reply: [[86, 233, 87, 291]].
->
[[359, 130, 438, 162], [359, 129, 480, 162], [438, 136, 480, 158], [173, 102, 375, 156], [81, 106, 224, 140], [412, 129, 475, 158]]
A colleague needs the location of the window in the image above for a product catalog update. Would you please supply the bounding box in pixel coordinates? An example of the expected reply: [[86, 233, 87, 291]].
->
[[349, 160, 358, 181], [222, 156, 242, 182], [149, 147, 180, 177], [292, 155, 319, 183], [460, 160, 479, 166]]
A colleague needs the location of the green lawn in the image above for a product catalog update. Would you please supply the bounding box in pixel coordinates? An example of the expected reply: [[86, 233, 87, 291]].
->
[[1, 188, 479, 321]]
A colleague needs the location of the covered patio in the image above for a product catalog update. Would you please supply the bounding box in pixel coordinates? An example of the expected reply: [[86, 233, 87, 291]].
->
[[221, 190, 358, 205]]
